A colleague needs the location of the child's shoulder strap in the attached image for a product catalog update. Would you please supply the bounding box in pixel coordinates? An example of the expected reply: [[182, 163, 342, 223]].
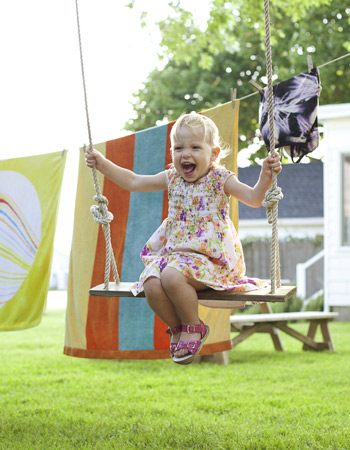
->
[[165, 168, 178, 188], [213, 166, 235, 183]]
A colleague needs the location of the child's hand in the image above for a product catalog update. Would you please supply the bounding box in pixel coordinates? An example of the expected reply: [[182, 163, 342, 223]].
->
[[262, 152, 282, 177], [85, 147, 106, 171]]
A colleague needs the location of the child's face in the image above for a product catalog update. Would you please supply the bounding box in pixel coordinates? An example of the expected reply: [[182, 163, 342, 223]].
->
[[171, 125, 217, 182]]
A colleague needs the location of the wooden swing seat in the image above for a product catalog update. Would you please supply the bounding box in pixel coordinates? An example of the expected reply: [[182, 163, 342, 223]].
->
[[89, 282, 297, 308]]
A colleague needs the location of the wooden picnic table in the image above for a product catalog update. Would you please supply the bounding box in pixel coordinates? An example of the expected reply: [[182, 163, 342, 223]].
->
[[230, 303, 338, 351]]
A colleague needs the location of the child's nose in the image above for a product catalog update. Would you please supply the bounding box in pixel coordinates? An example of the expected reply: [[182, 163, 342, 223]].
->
[[182, 147, 192, 157]]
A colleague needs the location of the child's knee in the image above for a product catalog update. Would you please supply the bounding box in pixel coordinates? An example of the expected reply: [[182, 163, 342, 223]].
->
[[161, 267, 183, 292], [143, 277, 162, 298]]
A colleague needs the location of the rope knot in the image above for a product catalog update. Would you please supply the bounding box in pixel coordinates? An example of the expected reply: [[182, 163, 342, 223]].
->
[[262, 186, 283, 224], [90, 195, 114, 225], [93, 194, 109, 206]]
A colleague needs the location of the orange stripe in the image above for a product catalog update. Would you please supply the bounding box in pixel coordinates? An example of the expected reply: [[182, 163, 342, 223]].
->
[[86, 134, 135, 350], [106, 135, 136, 271]]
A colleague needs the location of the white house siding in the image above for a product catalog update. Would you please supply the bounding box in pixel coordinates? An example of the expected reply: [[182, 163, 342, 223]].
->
[[320, 105, 350, 311], [239, 218, 323, 240]]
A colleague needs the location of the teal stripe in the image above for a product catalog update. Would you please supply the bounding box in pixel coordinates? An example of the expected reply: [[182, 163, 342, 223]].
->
[[118, 124, 168, 351]]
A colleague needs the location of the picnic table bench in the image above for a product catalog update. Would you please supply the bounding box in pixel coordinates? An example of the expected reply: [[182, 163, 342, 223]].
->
[[230, 308, 339, 351]]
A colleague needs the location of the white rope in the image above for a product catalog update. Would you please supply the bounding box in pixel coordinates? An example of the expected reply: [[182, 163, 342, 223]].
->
[[76, 1, 120, 289], [318, 52, 350, 69], [89, 194, 119, 287], [237, 52, 350, 101], [90, 195, 114, 225], [262, 186, 283, 224], [263, 0, 282, 294]]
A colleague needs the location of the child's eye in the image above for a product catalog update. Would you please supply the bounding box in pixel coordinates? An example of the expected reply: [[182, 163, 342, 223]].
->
[[192, 145, 201, 150], [174, 146, 182, 151]]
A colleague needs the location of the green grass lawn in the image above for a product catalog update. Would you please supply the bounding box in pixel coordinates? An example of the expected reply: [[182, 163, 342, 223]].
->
[[1, 308, 349, 450]]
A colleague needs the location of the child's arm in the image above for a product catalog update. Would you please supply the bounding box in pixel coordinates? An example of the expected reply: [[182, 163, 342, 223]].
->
[[224, 152, 282, 208], [85, 147, 168, 192]]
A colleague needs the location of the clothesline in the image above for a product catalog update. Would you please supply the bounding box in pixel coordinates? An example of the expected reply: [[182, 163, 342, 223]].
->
[[237, 52, 350, 101]]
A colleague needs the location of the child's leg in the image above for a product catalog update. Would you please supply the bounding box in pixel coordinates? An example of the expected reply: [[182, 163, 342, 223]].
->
[[143, 276, 182, 328], [143, 277, 182, 349], [160, 267, 207, 358]]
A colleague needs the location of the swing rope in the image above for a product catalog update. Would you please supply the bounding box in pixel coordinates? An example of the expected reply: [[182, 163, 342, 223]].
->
[[75, 0, 120, 289], [261, 0, 283, 294]]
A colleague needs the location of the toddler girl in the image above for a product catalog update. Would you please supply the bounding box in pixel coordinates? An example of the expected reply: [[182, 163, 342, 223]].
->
[[85, 113, 282, 365]]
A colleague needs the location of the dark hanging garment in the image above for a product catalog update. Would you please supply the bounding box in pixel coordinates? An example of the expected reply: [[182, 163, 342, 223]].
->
[[259, 68, 322, 162]]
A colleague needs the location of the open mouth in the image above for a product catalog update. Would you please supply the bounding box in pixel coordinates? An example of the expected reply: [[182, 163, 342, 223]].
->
[[182, 162, 196, 177]]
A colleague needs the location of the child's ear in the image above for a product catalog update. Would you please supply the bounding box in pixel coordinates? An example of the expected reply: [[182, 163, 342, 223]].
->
[[211, 147, 220, 160]]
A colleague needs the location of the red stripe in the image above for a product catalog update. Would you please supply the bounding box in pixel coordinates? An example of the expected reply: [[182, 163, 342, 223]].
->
[[86, 135, 135, 350]]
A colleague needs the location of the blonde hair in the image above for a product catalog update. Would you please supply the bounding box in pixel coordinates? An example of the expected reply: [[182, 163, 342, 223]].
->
[[170, 113, 231, 165]]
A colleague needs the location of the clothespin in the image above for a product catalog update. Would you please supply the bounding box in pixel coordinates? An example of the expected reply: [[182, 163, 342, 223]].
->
[[307, 54, 313, 73], [230, 88, 237, 108], [61, 149, 66, 157], [249, 79, 264, 95]]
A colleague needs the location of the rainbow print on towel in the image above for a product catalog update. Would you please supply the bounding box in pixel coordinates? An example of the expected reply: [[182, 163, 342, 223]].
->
[[0, 151, 66, 330], [0, 175, 41, 307]]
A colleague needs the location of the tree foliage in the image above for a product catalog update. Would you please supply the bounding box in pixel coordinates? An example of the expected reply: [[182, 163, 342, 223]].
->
[[126, 0, 350, 162]]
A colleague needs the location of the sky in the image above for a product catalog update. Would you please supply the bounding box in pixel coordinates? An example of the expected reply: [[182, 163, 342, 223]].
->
[[0, 0, 210, 256], [0, 0, 328, 260]]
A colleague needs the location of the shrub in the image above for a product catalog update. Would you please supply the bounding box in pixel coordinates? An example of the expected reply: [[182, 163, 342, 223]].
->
[[240, 294, 303, 315], [305, 293, 324, 312]]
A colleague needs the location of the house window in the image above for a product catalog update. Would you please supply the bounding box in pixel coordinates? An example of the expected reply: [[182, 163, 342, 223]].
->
[[343, 155, 350, 246]]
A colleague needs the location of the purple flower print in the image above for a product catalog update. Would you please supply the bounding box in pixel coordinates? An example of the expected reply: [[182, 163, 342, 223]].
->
[[217, 232, 224, 242], [158, 258, 167, 272], [220, 209, 226, 220], [196, 228, 204, 238], [182, 256, 192, 265], [140, 246, 151, 257], [197, 197, 205, 211], [180, 210, 186, 221]]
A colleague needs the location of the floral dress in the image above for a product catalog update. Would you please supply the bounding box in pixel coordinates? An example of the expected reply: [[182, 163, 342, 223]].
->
[[131, 166, 267, 295]]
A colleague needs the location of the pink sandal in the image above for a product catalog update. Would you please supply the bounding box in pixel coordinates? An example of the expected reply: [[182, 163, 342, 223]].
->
[[165, 325, 182, 359], [172, 320, 210, 365]]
